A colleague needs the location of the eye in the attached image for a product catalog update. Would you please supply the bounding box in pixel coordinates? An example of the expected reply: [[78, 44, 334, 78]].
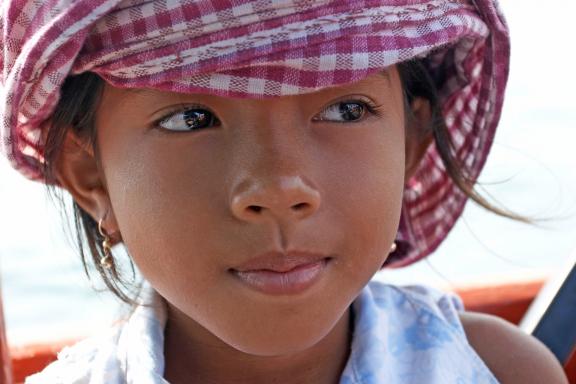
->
[[314, 100, 376, 123], [157, 107, 220, 132]]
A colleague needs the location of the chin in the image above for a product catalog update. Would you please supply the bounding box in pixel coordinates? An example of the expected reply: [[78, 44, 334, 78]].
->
[[217, 307, 349, 357]]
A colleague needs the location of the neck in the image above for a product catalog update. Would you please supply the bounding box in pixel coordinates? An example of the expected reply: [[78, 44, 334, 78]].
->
[[163, 306, 353, 384]]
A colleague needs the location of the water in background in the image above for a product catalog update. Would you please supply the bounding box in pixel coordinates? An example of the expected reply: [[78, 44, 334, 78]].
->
[[1, 0, 576, 346]]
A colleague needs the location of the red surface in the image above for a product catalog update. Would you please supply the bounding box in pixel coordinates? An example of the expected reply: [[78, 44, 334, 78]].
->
[[565, 347, 576, 383], [456, 280, 543, 325], [10, 341, 74, 383]]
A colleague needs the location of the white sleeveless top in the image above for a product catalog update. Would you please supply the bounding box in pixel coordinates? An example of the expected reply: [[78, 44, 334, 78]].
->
[[26, 280, 499, 383]]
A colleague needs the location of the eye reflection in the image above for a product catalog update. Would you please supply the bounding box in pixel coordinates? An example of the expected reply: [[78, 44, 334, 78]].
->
[[314, 101, 371, 123], [158, 108, 220, 131], [339, 103, 364, 121]]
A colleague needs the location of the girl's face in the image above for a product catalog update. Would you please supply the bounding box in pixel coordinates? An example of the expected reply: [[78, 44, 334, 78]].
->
[[89, 67, 413, 355]]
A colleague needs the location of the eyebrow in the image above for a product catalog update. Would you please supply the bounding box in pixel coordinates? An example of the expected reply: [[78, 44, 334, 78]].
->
[[124, 87, 147, 95], [377, 68, 392, 83]]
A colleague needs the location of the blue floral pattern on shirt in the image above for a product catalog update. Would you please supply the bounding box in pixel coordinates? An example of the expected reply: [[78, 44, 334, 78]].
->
[[339, 281, 499, 384]]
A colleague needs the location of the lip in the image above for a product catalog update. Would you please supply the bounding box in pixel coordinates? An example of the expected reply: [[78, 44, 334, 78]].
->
[[230, 251, 332, 295], [233, 251, 331, 273]]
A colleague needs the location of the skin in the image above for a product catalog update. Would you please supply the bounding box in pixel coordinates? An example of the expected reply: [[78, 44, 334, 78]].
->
[[460, 312, 568, 384], [54, 67, 568, 383]]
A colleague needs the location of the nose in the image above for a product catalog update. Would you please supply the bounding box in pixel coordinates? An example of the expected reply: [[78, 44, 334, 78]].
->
[[230, 175, 321, 223]]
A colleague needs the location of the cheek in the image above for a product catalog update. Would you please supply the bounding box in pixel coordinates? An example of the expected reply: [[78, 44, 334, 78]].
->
[[101, 133, 229, 283], [321, 124, 405, 283]]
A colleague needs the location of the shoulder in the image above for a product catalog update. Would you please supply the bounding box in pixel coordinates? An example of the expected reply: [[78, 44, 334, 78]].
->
[[356, 282, 501, 381], [460, 311, 568, 384]]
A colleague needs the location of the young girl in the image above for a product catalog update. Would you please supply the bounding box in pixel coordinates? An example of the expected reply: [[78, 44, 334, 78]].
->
[[0, 0, 569, 383]]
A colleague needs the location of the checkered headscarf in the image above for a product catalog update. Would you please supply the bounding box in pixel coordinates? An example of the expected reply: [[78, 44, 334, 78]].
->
[[0, 0, 510, 266]]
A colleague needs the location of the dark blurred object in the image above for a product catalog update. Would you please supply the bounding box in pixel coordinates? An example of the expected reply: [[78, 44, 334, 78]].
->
[[520, 249, 576, 382]]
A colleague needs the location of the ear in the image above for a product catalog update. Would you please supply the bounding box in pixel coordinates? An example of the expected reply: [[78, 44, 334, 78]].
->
[[54, 131, 121, 238], [405, 97, 434, 180]]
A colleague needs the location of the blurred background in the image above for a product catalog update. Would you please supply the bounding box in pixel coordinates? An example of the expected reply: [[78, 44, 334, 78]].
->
[[1, 0, 576, 347]]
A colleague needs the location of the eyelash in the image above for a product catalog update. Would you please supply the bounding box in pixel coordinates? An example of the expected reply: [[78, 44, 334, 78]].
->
[[153, 98, 383, 132]]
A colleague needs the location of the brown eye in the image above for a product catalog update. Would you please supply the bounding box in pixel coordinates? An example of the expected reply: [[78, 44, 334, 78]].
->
[[339, 102, 365, 121], [314, 101, 368, 122], [158, 108, 220, 131]]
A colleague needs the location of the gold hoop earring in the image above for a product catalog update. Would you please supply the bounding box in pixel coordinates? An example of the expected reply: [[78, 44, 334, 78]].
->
[[98, 218, 114, 269], [389, 242, 397, 254]]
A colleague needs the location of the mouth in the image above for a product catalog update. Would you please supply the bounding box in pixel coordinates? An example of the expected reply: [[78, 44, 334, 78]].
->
[[229, 251, 333, 295]]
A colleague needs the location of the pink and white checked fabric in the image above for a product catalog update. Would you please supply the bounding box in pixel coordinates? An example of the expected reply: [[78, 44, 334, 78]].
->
[[0, 0, 510, 266]]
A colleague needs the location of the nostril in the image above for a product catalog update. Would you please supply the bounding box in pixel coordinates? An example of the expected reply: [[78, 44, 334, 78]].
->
[[247, 203, 308, 214], [292, 202, 309, 210], [248, 206, 263, 213]]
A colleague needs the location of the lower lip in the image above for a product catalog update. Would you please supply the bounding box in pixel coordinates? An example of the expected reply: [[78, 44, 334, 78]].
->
[[231, 259, 329, 295]]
